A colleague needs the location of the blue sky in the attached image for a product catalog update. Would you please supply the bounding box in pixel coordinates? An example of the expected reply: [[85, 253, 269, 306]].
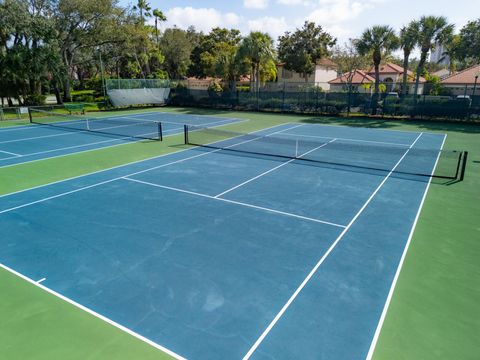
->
[[120, 0, 478, 47]]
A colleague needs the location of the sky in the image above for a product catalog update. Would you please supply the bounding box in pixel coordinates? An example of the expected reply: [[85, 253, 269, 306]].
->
[[119, 0, 478, 47]]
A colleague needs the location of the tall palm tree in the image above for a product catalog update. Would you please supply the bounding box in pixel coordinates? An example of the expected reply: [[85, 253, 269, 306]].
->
[[133, 0, 151, 23], [152, 9, 166, 47], [356, 25, 399, 114], [413, 16, 454, 99], [399, 21, 419, 97], [237, 32, 275, 93]]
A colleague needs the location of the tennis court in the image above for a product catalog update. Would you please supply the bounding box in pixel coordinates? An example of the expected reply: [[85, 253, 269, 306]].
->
[[0, 122, 461, 359], [0, 111, 241, 168]]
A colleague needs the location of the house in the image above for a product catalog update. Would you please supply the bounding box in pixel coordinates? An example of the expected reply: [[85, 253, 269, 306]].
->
[[328, 62, 426, 94], [328, 70, 374, 93], [276, 58, 338, 91], [440, 64, 480, 95]]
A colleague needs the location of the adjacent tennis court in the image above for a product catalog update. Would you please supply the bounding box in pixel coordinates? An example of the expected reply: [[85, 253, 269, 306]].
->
[[0, 111, 241, 168], [0, 121, 461, 359]]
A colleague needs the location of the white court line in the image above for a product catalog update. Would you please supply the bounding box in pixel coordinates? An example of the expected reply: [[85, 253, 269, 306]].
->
[[0, 123, 303, 357], [0, 178, 121, 215], [0, 119, 159, 144], [0, 133, 149, 166], [36, 277, 46, 283], [297, 122, 441, 136], [122, 177, 346, 229], [365, 133, 447, 360], [0, 263, 186, 360], [0, 111, 163, 133], [214, 138, 336, 198], [0, 123, 291, 197], [0, 127, 159, 163], [0, 124, 299, 208], [131, 111, 246, 123], [278, 132, 411, 147], [0, 149, 21, 157], [242, 132, 424, 360], [1, 136, 136, 162], [126, 115, 245, 129], [0, 116, 247, 168]]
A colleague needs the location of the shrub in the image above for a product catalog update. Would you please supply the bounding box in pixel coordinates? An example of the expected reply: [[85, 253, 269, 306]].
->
[[24, 94, 46, 106]]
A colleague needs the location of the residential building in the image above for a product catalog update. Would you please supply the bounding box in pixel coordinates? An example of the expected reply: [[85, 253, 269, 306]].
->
[[328, 70, 374, 93], [328, 62, 426, 94], [441, 64, 480, 95], [276, 58, 338, 91]]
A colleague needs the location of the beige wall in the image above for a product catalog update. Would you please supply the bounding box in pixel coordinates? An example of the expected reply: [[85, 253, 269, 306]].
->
[[442, 85, 479, 96], [277, 65, 338, 90]]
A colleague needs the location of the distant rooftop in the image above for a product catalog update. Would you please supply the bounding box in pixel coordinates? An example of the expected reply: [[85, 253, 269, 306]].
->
[[441, 65, 480, 84]]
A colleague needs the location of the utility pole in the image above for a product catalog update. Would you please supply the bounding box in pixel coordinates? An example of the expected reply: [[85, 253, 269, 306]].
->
[[99, 48, 107, 108]]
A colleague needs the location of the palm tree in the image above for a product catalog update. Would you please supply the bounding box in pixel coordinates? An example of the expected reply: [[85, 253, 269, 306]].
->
[[356, 25, 399, 114], [441, 34, 461, 74], [237, 32, 275, 93], [399, 21, 419, 97], [152, 9, 166, 47], [133, 0, 151, 23], [413, 16, 454, 99]]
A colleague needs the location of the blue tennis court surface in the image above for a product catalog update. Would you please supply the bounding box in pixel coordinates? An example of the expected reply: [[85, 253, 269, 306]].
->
[[0, 111, 241, 168], [0, 123, 446, 359]]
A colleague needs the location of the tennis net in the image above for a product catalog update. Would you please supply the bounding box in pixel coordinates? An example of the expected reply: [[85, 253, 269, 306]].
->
[[29, 108, 163, 141], [184, 125, 467, 180]]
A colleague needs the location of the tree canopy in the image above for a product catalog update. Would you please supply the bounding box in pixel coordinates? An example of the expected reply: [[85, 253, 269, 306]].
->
[[278, 21, 336, 82], [0, 1, 479, 107]]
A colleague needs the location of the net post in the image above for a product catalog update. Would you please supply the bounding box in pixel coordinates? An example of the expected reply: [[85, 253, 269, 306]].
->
[[184, 124, 189, 144], [28, 107, 33, 123], [158, 122, 163, 141], [459, 151, 468, 181], [453, 151, 462, 179]]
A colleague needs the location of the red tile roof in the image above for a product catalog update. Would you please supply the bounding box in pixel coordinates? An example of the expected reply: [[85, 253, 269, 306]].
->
[[367, 62, 405, 74], [316, 58, 338, 68], [328, 70, 374, 84], [367, 62, 426, 83], [441, 64, 480, 84]]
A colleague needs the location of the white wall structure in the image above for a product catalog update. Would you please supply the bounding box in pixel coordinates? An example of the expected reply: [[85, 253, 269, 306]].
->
[[276, 58, 338, 91]]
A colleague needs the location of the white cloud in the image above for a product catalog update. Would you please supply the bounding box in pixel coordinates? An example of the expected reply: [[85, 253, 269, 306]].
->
[[277, 0, 311, 5], [165, 7, 241, 33], [306, 0, 369, 25], [247, 16, 289, 39], [244, 0, 269, 9]]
